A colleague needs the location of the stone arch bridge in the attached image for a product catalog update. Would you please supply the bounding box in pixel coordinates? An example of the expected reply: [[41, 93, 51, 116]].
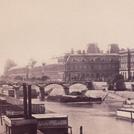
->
[[35, 81, 94, 99], [0, 81, 94, 101]]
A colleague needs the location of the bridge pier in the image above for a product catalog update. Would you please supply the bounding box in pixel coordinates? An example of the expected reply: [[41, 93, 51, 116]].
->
[[39, 87, 45, 101], [64, 86, 69, 95], [86, 81, 94, 90], [13, 86, 21, 99]]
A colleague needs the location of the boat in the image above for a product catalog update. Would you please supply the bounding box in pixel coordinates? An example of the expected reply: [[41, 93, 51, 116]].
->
[[47, 94, 102, 104], [116, 107, 134, 121], [116, 98, 134, 121]]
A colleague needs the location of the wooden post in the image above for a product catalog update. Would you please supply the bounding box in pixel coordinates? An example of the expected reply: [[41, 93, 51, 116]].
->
[[0, 115, 3, 125], [39, 86, 45, 101], [28, 85, 32, 118], [127, 49, 131, 81], [23, 83, 28, 119], [80, 126, 83, 134], [64, 86, 69, 95]]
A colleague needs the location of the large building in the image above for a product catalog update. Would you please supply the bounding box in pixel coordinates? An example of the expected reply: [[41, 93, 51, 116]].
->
[[119, 49, 134, 80], [63, 53, 119, 83]]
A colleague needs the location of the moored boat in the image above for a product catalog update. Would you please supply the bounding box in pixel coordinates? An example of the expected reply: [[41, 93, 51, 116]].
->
[[116, 107, 134, 121], [47, 94, 102, 103]]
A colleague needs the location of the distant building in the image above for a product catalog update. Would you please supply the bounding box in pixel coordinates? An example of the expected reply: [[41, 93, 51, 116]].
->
[[64, 53, 119, 83], [4, 44, 122, 83], [119, 49, 134, 80], [32, 64, 64, 81], [5, 64, 64, 81], [6, 44, 134, 83], [5, 66, 27, 79]]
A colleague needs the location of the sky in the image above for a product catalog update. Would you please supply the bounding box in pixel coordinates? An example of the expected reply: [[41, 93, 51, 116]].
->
[[0, 0, 134, 74]]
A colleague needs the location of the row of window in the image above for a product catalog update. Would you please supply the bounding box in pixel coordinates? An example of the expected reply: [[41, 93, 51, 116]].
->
[[120, 62, 134, 69], [66, 64, 118, 70], [120, 71, 134, 79], [65, 72, 114, 81], [120, 55, 134, 62], [70, 57, 118, 63]]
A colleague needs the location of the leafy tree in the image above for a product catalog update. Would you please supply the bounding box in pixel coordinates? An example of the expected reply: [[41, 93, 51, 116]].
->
[[27, 59, 37, 79], [41, 75, 50, 81], [14, 76, 23, 80], [113, 74, 126, 91], [28, 59, 37, 68], [4, 59, 17, 74]]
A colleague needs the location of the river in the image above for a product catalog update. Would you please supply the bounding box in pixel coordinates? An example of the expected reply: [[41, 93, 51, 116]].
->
[[45, 101, 134, 134]]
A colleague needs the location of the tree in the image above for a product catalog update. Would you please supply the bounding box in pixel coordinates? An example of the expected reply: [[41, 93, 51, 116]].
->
[[4, 59, 17, 74], [41, 75, 50, 81], [71, 48, 74, 54], [27, 59, 37, 78], [14, 75, 23, 80], [113, 74, 126, 91], [28, 59, 37, 68]]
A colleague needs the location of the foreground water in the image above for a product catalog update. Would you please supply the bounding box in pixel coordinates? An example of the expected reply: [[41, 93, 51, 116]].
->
[[45, 101, 134, 134]]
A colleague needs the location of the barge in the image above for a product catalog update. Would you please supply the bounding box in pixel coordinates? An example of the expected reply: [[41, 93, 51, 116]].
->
[[47, 95, 102, 104], [116, 108, 134, 121]]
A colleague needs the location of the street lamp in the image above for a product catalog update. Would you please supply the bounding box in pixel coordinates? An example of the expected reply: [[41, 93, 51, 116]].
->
[[42, 63, 46, 77], [26, 65, 30, 80]]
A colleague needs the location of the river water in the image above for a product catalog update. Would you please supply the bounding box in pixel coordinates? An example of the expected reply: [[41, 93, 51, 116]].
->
[[45, 101, 134, 134]]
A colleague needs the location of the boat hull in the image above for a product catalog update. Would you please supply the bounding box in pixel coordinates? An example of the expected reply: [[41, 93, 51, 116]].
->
[[47, 95, 102, 103]]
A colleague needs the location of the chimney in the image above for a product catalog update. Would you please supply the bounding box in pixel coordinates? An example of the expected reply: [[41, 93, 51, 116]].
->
[[28, 85, 32, 118], [23, 83, 28, 119], [23, 83, 32, 119]]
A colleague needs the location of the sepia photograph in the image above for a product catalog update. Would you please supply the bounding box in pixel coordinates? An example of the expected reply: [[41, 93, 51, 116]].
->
[[0, 0, 134, 134]]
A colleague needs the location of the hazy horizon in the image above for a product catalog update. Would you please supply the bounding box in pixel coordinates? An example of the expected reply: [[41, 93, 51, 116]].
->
[[0, 0, 134, 75]]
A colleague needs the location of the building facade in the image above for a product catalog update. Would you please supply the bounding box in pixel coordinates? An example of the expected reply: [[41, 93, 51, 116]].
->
[[119, 49, 134, 80], [63, 53, 119, 83]]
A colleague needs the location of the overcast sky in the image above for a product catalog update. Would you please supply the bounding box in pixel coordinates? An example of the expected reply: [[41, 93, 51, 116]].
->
[[0, 0, 134, 74]]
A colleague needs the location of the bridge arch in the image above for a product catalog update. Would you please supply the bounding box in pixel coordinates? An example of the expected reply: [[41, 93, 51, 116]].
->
[[36, 82, 70, 101], [69, 83, 88, 94], [69, 82, 87, 87], [44, 82, 69, 93], [69, 81, 94, 90]]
